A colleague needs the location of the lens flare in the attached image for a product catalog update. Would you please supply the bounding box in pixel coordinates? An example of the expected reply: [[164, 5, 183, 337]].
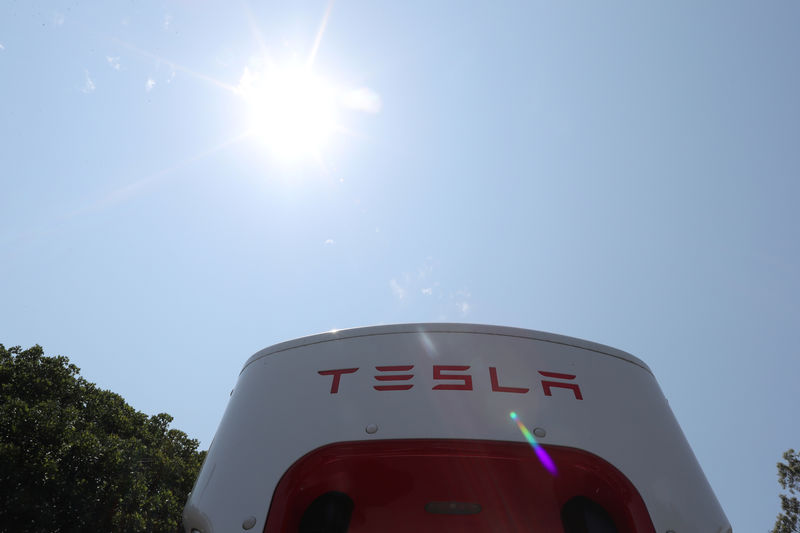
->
[[509, 412, 557, 475]]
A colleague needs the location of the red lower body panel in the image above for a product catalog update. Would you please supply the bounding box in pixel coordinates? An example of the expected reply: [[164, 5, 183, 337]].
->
[[264, 440, 655, 533]]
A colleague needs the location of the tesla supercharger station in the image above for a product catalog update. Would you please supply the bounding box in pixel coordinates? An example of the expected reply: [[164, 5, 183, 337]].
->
[[183, 324, 731, 533]]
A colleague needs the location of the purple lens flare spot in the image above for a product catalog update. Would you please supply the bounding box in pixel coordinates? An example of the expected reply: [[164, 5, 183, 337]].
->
[[509, 411, 558, 476]]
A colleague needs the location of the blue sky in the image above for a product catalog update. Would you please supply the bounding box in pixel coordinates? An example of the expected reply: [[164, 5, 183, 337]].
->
[[2, 2, 799, 531]]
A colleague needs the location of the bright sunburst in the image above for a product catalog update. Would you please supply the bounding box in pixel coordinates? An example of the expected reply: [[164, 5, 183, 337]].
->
[[117, 0, 379, 172], [237, 60, 339, 162]]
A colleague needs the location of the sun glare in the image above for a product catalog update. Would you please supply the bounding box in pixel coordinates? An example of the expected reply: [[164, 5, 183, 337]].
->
[[238, 62, 339, 162]]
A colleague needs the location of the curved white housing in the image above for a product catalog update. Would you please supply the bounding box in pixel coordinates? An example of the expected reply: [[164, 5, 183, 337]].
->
[[183, 323, 731, 533]]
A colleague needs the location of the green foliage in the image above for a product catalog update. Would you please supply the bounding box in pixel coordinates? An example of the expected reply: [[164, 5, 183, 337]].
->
[[0, 344, 206, 533], [772, 449, 800, 533]]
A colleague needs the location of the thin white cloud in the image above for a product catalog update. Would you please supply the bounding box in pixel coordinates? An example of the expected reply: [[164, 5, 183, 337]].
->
[[163, 14, 173, 30], [390, 278, 406, 300], [324, 238, 334, 246], [82, 71, 95, 93], [106, 56, 120, 70], [53, 13, 65, 26], [342, 87, 382, 113], [0, 44, 5, 51], [421, 288, 433, 296], [455, 289, 472, 315], [145, 78, 156, 92]]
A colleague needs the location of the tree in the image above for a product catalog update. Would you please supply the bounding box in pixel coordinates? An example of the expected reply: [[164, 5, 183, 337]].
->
[[772, 449, 800, 533], [0, 344, 206, 533]]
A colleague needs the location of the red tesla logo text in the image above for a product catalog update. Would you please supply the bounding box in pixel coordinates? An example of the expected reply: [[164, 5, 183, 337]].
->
[[374, 365, 414, 391], [317, 365, 583, 400]]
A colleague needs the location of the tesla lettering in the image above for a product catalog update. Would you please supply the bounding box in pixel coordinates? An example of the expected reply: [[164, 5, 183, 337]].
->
[[317, 365, 583, 399]]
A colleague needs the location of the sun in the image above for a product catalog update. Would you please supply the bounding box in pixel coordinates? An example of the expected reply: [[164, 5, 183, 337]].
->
[[237, 60, 339, 162]]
